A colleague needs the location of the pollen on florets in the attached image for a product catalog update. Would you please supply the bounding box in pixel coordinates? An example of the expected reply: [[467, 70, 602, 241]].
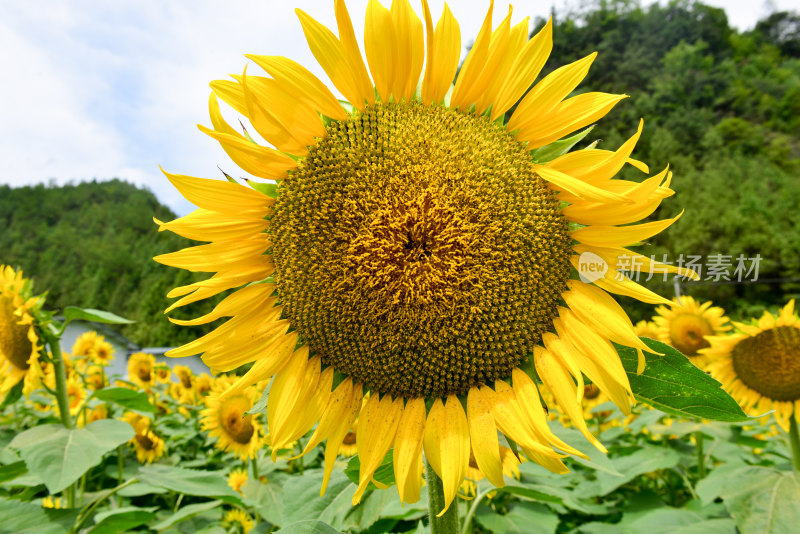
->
[[271, 101, 572, 398]]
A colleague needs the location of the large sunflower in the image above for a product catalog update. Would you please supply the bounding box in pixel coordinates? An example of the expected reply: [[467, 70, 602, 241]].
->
[[0, 265, 44, 400], [653, 295, 730, 366], [157, 0, 690, 512], [702, 300, 800, 432]]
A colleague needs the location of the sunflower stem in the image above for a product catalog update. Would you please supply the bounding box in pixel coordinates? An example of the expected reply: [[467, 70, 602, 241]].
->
[[425, 458, 459, 534], [460, 487, 493, 534], [789, 414, 800, 472], [251, 456, 259, 481], [695, 431, 706, 479], [43, 326, 73, 429]]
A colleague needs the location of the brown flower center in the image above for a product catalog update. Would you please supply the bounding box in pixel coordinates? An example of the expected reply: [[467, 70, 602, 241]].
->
[[272, 102, 571, 398], [732, 325, 800, 401], [669, 313, 713, 356], [0, 296, 32, 370]]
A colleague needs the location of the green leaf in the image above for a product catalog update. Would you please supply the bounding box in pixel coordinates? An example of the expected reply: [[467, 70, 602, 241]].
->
[[0, 497, 79, 534], [93, 387, 155, 413], [617, 338, 749, 422], [475, 501, 558, 534], [531, 125, 595, 163], [150, 500, 222, 531], [137, 464, 243, 505], [246, 180, 279, 198], [0, 461, 27, 483], [9, 420, 133, 493], [276, 521, 344, 534], [345, 449, 395, 490], [280, 470, 355, 529], [719, 466, 800, 534], [88, 507, 157, 534], [62, 306, 133, 326], [243, 472, 289, 526], [577, 444, 682, 498], [695, 461, 749, 506], [0, 380, 24, 409]]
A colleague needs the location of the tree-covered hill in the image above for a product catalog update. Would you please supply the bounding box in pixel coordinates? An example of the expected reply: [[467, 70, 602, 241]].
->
[[0, 179, 217, 347], [533, 0, 800, 318]]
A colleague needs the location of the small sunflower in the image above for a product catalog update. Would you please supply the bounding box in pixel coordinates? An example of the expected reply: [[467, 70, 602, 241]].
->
[[653, 296, 730, 365], [0, 265, 44, 400], [154, 365, 172, 384], [460, 445, 521, 498], [702, 300, 800, 431], [72, 331, 115, 366], [228, 468, 249, 493], [338, 427, 358, 457], [174, 365, 194, 389], [194, 373, 214, 398], [223, 509, 254, 534], [157, 0, 691, 512], [201, 376, 265, 460], [127, 352, 155, 390], [84, 364, 106, 390], [122, 412, 166, 463], [48, 374, 86, 417], [132, 428, 166, 464], [77, 403, 109, 428]]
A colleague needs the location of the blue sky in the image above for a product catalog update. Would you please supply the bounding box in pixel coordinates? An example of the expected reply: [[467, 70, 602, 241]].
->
[[2, 0, 797, 217]]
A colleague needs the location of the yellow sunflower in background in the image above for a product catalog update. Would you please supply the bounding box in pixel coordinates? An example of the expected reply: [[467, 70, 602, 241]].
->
[[156, 0, 692, 512], [634, 320, 660, 340], [223, 509, 254, 534], [653, 295, 730, 365], [127, 352, 155, 390], [228, 468, 249, 493], [0, 265, 44, 400], [72, 331, 115, 366], [338, 426, 358, 457], [122, 412, 166, 463], [84, 364, 106, 390], [201, 376, 265, 460], [42, 496, 62, 509], [194, 373, 214, 398], [154, 364, 172, 384], [702, 300, 800, 431], [48, 374, 86, 418]]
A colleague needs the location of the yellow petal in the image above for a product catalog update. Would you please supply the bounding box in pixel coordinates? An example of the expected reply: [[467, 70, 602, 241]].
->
[[296, 7, 374, 110], [335, 0, 376, 108], [472, 7, 516, 114], [466, 387, 505, 487], [423, 395, 469, 516], [267, 346, 310, 447], [491, 18, 553, 120], [245, 55, 346, 120], [449, 0, 494, 109], [571, 212, 683, 248], [168, 284, 273, 326], [154, 209, 269, 242], [482, 383, 559, 457], [547, 119, 644, 184], [508, 52, 597, 132], [219, 331, 297, 398], [364, 0, 395, 102], [518, 93, 627, 149], [533, 164, 630, 204], [393, 397, 426, 504], [353, 394, 403, 504], [154, 236, 269, 273], [562, 279, 656, 352], [534, 347, 606, 453], [420, 1, 460, 105], [389, 0, 424, 100], [161, 169, 270, 215]]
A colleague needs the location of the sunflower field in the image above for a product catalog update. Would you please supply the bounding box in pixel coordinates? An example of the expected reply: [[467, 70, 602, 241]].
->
[[2, 0, 800, 533]]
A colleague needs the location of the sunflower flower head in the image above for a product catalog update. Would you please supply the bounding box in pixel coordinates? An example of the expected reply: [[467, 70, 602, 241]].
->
[[702, 300, 800, 431], [0, 265, 44, 400], [127, 352, 155, 390], [228, 468, 249, 493], [654, 295, 731, 365], [157, 0, 690, 513], [223, 509, 254, 534], [200, 376, 264, 460]]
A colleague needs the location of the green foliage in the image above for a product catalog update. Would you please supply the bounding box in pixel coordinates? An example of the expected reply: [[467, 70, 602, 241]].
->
[[93, 387, 156, 413], [618, 338, 748, 421], [0, 179, 219, 347], [9, 420, 133, 493]]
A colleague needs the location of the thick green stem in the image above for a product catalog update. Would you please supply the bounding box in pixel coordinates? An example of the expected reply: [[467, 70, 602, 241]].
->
[[251, 456, 259, 481], [695, 431, 706, 479], [43, 327, 72, 429], [426, 459, 459, 534], [789, 415, 800, 472]]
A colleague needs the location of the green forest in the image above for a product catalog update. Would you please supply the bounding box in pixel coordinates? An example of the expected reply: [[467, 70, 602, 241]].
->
[[1, 0, 798, 346]]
